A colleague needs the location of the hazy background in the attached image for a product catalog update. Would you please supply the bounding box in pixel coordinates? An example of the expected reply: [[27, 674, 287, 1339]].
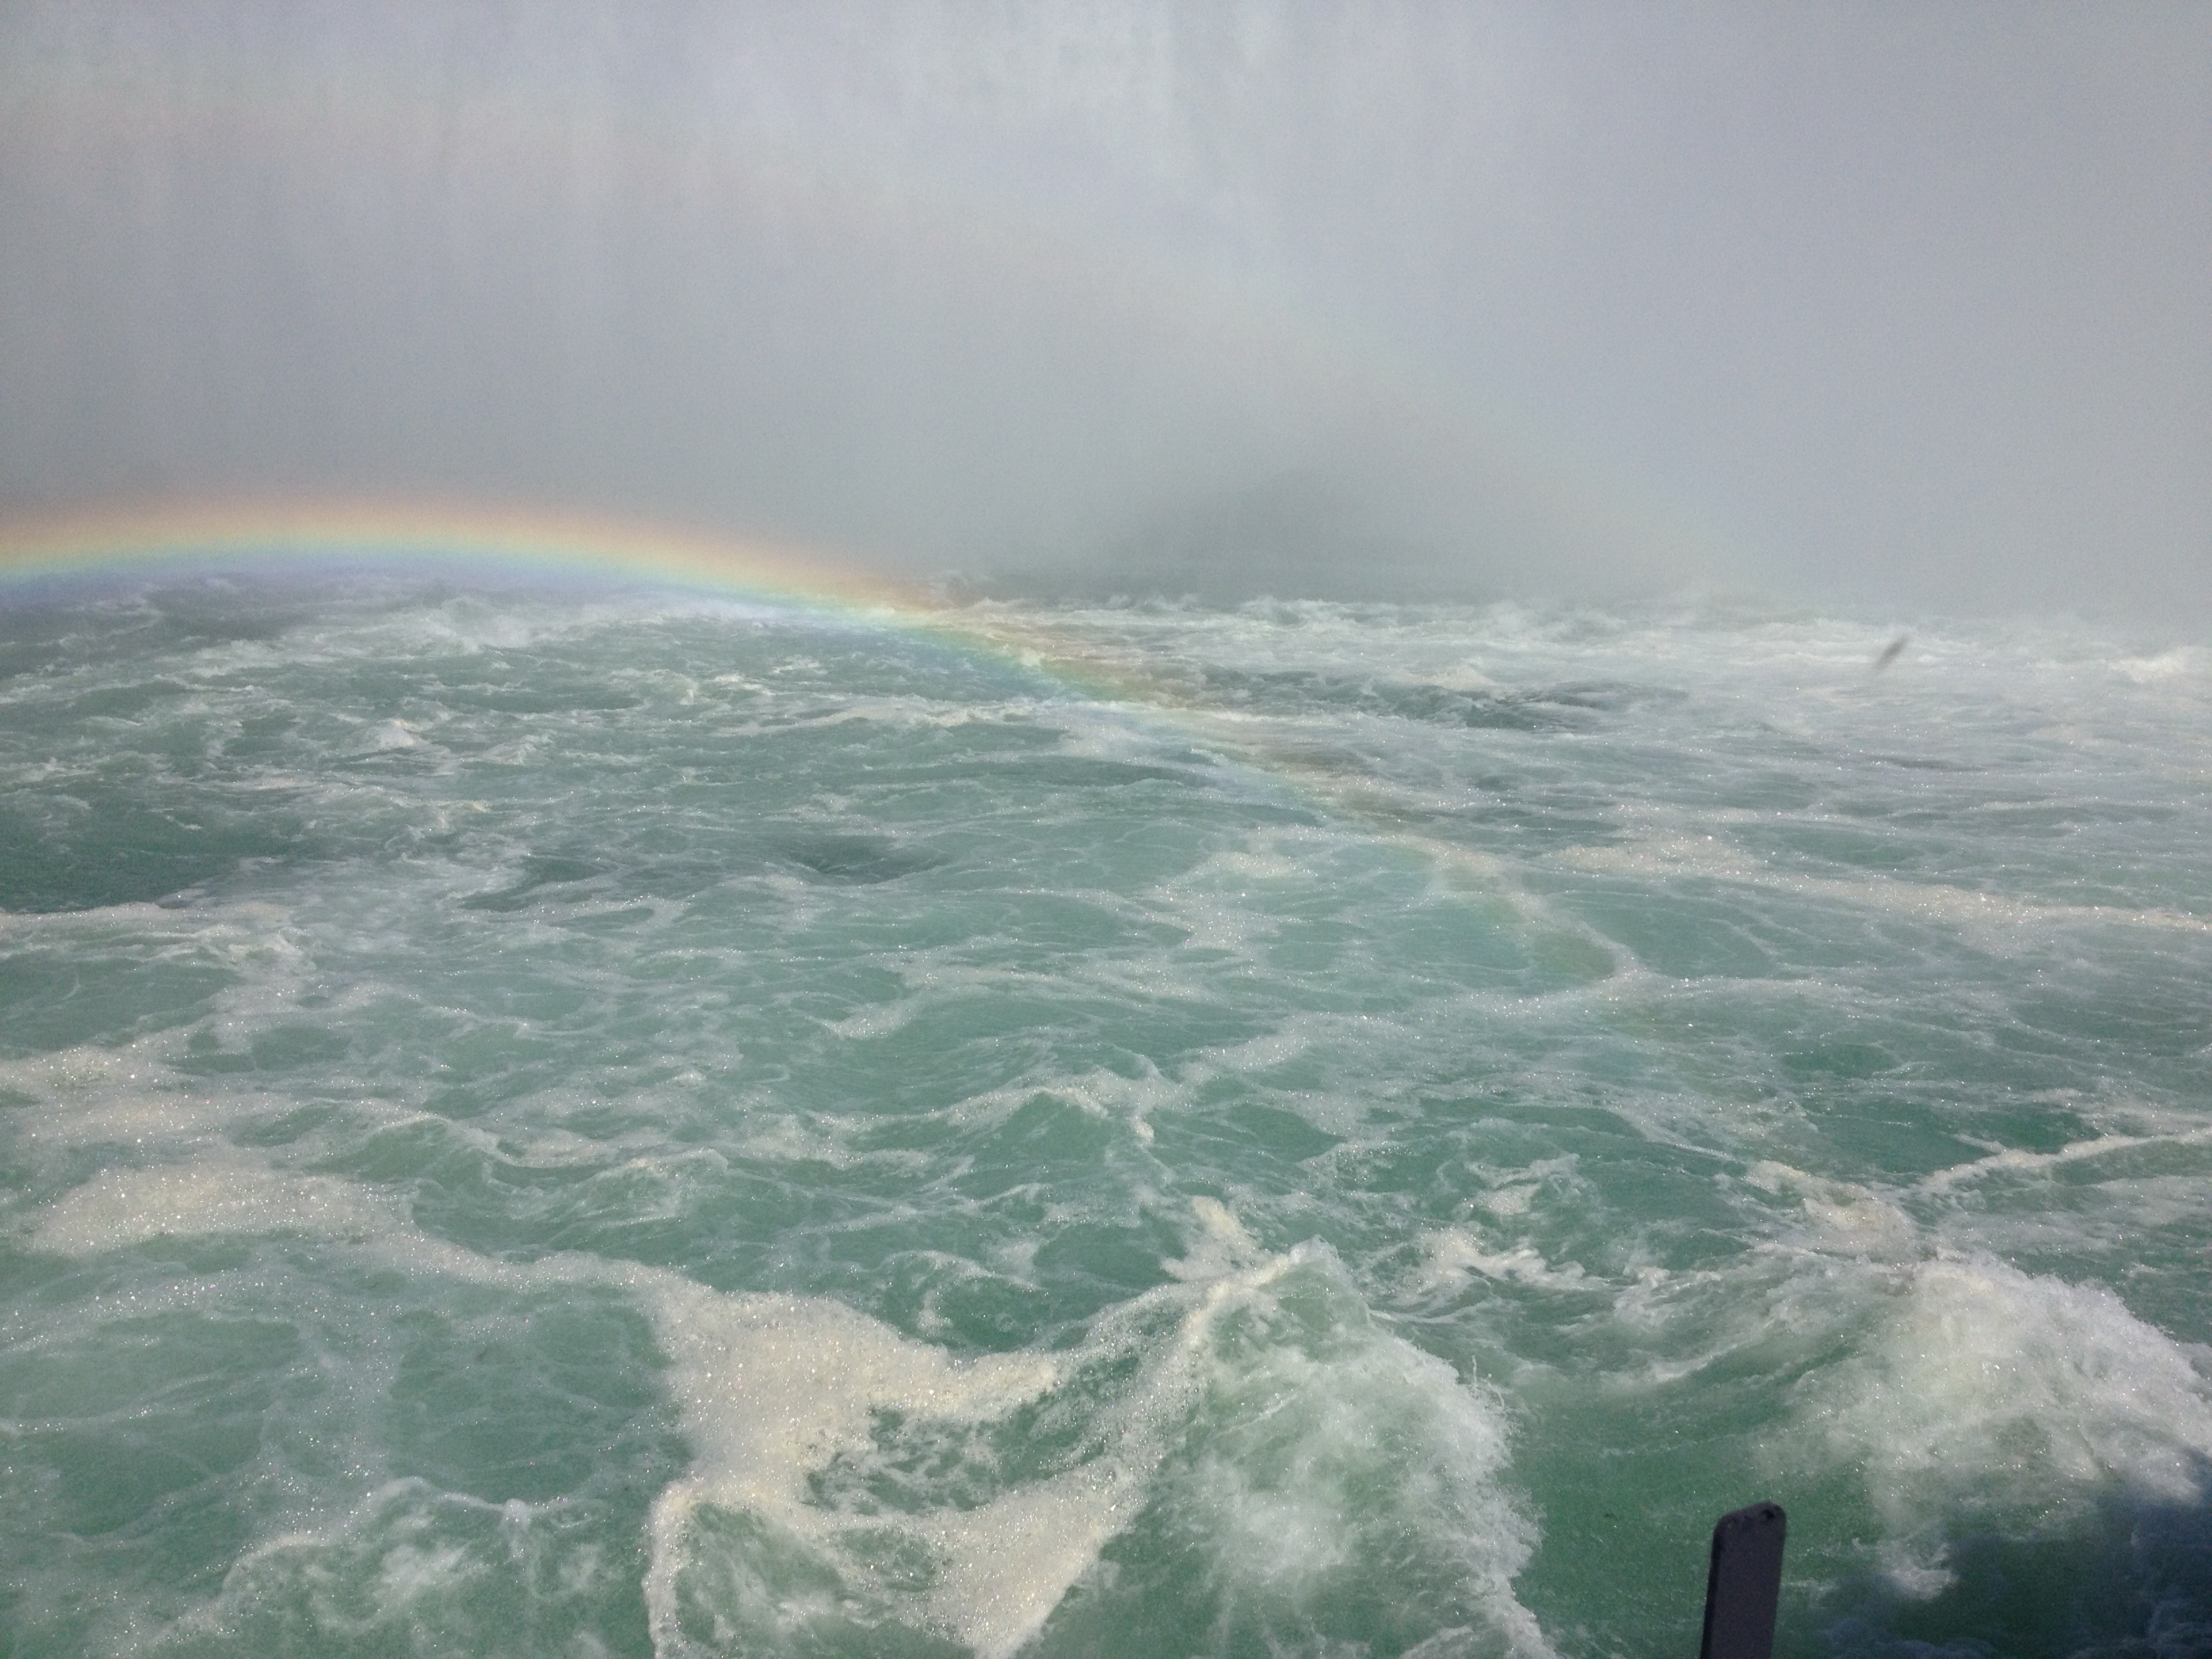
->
[[2, 1, 2206, 615]]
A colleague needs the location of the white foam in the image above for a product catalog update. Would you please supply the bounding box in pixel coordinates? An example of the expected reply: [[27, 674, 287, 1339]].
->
[[361, 718, 424, 752], [1167, 1194, 1267, 1279], [1166, 1239, 1554, 1658], [0, 1038, 173, 1101], [0, 895, 296, 943], [1918, 1125, 2212, 1195], [841, 1038, 1202, 1154], [40, 1167, 1496, 1657], [1418, 1229, 1591, 1294], [1784, 1254, 2212, 1593], [921, 1467, 1149, 1643], [637, 1202, 1294, 1658], [640, 1281, 1072, 1658], [657, 1211, 1550, 1655], [28, 1163, 403, 1254], [1746, 1162, 1921, 1262], [0, 1043, 293, 1153], [2114, 646, 2208, 684]]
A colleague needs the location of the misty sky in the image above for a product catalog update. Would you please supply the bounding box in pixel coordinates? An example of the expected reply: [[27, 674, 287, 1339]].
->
[[3, 1, 2206, 616]]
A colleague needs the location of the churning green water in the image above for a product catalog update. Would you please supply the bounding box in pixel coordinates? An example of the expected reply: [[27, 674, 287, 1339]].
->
[[3, 571, 2208, 1658]]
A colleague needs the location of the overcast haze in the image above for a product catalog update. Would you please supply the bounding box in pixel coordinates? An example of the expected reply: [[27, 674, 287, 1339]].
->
[[2, 1, 2206, 616]]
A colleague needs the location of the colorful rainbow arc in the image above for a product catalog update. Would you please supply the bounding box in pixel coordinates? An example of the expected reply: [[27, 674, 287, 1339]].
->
[[0, 498, 908, 612], [0, 495, 1156, 708]]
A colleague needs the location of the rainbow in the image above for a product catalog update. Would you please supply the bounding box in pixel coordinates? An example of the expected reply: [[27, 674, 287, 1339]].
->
[[0, 495, 1149, 708], [0, 497, 909, 612]]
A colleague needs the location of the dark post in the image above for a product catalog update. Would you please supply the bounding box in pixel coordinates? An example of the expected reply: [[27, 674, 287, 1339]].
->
[[1698, 1502, 1786, 1659]]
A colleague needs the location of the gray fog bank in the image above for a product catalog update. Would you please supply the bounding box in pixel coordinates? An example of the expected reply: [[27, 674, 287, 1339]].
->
[[3, 2, 2206, 617]]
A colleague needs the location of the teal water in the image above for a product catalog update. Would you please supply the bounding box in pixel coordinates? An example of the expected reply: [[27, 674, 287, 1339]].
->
[[3, 572, 2209, 1658]]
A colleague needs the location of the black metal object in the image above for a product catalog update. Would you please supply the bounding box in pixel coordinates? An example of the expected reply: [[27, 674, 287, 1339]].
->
[[1699, 1502, 1786, 1659]]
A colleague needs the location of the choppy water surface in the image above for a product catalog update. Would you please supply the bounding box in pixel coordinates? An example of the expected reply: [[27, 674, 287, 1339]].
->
[[3, 573, 2209, 1658]]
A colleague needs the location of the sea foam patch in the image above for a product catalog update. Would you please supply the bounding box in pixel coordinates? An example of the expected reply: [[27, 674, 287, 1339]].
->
[[638, 1279, 1073, 1659], [24, 1162, 1103, 1652], [1785, 1254, 2212, 1593], [1166, 1241, 1553, 1659], [644, 1200, 1549, 1658], [21, 1163, 1550, 1658], [28, 1162, 403, 1253]]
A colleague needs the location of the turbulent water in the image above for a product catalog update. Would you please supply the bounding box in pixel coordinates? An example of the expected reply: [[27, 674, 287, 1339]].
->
[[3, 569, 2209, 1658]]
